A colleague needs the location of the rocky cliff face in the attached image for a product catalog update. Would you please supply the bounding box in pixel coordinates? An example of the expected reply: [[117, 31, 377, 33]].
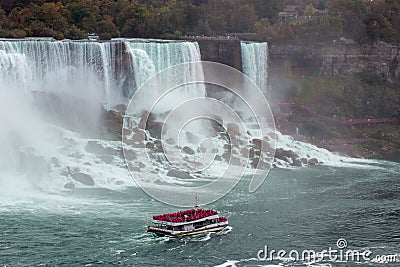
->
[[195, 39, 242, 71], [264, 40, 400, 160], [268, 40, 400, 80]]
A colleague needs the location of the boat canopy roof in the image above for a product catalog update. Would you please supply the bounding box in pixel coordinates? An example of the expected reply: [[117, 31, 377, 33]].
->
[[152, 209, 219, 225]]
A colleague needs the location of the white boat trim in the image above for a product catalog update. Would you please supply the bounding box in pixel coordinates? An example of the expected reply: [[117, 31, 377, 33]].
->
[[152, 214, 219, 226]]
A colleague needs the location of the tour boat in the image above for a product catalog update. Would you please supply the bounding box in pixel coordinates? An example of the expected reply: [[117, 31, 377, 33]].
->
[[148, 208, 229, 237]]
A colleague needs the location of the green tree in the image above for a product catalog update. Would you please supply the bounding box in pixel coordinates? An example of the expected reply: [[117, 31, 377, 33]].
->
[[230, 4, 258, 32]]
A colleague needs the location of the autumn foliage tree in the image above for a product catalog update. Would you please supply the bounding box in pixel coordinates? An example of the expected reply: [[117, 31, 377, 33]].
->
[[0, 0, 398, 43]]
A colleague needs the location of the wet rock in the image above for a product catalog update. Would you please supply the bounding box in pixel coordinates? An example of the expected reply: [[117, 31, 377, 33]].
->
[[113, 104, 127, 113], [212, 115, 223, 125], [210, 116, 225, 134], [128, 162, 141, 172], [131, 166, 141, 172], [130, 131, 146, 148], [227, 123, 240, 136], [87, 142, 101, 153], [230, 138, 239, 148], [249, 148, 261, 158], [146, 142, 154, 150], [240, 147, 250, 158], [85, 141, 106, 155], [101, 107, 123, 140], [308, 158, 319, 166], [266, 132, 277, 140], [230, 156, 241, 166], [63, 137, 77, 148], [223, 143, 231, 150], [165, 138, 175, 145], [182, 146, 195, 155], [167, 169, 194, 179], [274, 148, 297, 161], [64, 182, 75, 189], [122, 128, 132, 136], [99, 155, 114, 164], [146, 120, 166, 140], [222, 150, 231, 162], [249, 148, 255, 158], [214, 155, 222, 161], [138, 110, 150, 129], [138, 162, 146, 168], [154, 179, 169, 185], [252, 138, 272, 152], [250, 157, 270, 169], [71, 172, 95, 186], [123, 149, 137, 160], [301, 158, 308, 165], [198, 146, 207, 153], [292, 158, 302, 167], [153, 140, 164, 153]]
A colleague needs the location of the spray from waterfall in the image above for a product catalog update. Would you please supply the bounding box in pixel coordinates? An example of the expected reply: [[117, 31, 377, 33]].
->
[[0, 38, 376, 196], [0, 38, 207, 192]]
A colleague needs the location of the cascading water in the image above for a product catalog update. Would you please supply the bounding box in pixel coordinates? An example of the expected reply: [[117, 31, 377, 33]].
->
[[0, 37, 371, 195], [127, 39, 202, 88], [241, 42, 268, 94], [126, 39, 205, 112], [0, 40, 128, 105], [124, 39, 208, 172], [0, 38, 207, 192], [239, 41, 373, 168]]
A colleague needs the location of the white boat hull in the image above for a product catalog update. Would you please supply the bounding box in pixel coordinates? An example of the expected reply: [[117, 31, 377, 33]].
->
[[148, 224, 229, 238]]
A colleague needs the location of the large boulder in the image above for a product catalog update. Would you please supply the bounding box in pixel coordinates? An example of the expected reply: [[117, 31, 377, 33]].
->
[[71, 172, 95, 186], [101, 107, 123, 140], [250, 157, 270, 169], [182, 146, 195, 155], [292, 158, 302, 167], [227, 123, 240, 137], [138, 110, 150, 129], [252, 138, 272, 152], [308, 158, 319, 166], [64, 182, 76, 189], [85, 141, 105, 154], [167, 169, 194, 179], [274, 148, 298, 161], [85, 141, 120, 156], [230, 156, 242, 166], [153, 140, 164, 153]]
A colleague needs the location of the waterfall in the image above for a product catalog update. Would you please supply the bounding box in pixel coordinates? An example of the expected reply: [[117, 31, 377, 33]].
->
[[0, 38, 206, 191], [0, 40, 129, 105], [0, 39, 204, 107], [0, 38, 365, 195], [241, 42, 268, 94], [126, 39, 204, 97], [0, 49, 31, 89], [126, 39, 205, 112]]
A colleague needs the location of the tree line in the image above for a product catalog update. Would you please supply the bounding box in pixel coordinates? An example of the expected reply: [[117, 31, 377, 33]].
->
[[0, 0, 399, 44]]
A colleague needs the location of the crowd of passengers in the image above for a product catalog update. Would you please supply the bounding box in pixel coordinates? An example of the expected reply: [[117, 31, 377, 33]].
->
[[153, 209, 219, 223]]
